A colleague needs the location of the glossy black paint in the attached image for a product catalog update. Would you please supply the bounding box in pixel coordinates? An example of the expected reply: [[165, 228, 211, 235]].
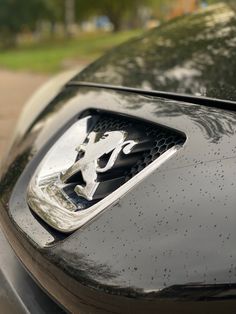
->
[[75, 3, 236, 103], [1, 85, 236, 312], [0, 228, 65, 314], [1, 3, 236, 313]]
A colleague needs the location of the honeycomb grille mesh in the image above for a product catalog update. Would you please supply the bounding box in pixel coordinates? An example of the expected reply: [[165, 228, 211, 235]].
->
[[91, 113, 185, 181], [93, 115, 133, 132], [126, 129, 185, 181]]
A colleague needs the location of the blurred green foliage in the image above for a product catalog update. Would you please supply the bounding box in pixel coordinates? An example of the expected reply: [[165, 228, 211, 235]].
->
[[0, 0, 232, 73], [0, 0, 46, 47], [0, 30, 143, 73], [0, 0, 171, 47]]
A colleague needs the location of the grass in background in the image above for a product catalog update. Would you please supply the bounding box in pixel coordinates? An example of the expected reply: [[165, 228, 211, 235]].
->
[[0, 30, 142, 73]]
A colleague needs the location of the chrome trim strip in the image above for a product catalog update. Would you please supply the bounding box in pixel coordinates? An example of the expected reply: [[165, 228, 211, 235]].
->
[[27, 145, 181, 233], [67, 81, 236, 112]]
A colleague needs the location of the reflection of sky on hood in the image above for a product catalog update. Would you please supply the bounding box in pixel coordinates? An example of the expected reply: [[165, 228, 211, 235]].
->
[[76, 3, 236, 102]]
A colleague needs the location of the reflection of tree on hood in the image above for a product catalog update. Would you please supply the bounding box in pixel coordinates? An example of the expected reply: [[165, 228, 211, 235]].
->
[[121, 93, 236, 144], [77, 4, 236, 102]]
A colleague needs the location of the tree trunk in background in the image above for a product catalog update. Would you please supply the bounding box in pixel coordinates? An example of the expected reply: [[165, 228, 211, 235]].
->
[[65, 0, 75, 37], [107, 12, 123, 32], [0, 30, 17, 49], [112, 20, 123, 32]]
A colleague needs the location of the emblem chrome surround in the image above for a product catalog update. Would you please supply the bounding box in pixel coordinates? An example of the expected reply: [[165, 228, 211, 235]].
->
[[27, 113, 183, 233]]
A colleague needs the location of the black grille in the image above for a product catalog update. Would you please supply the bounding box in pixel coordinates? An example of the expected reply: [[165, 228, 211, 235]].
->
[[125, 129, 185, 181], [92, 113, 185, 180], [65, 112, 185, 210]]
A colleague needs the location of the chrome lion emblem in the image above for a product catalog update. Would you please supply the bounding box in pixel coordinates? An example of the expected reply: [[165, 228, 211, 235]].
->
[[27, 114, 182, 232], [61, 131, 137, 200]]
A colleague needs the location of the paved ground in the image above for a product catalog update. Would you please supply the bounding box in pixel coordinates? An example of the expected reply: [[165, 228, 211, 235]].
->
[[0, 70, 48, 158]]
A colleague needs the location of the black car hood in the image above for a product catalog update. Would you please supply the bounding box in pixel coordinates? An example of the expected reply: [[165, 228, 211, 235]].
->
[[1, 86, 236, 312], [75, 3, 236, 103]]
